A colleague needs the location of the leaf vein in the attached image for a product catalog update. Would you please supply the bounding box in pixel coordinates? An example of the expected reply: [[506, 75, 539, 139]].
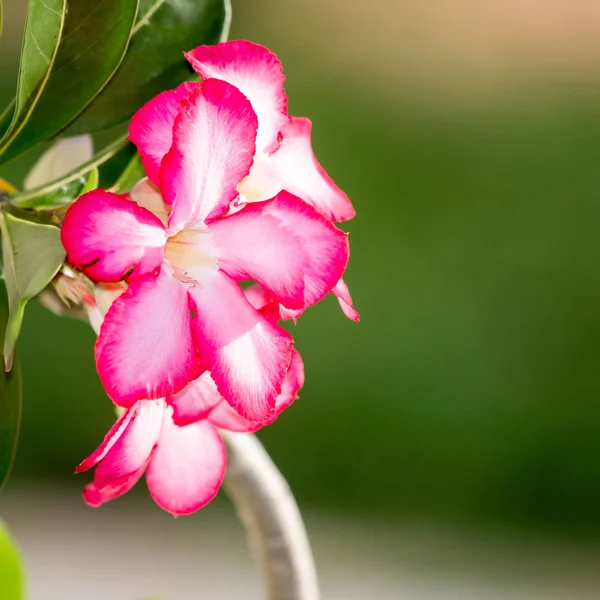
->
[[29, 32, 51, 64], [132, 0, 167, 34], [39, 0, 62, 18]]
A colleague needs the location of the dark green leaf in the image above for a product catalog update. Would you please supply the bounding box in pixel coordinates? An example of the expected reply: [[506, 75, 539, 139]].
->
[[0, 0, 65, 155], [0, 283, 21, 494], [0, 0, 139, 164], [65, 0, 231, 135], [0, 214, 65, 367], [0, 521, 24, 599], [10, 136, 129, 210], [0, 100, 14, 140], [113, 153, 145, 192], [96, 139, 137, 188]]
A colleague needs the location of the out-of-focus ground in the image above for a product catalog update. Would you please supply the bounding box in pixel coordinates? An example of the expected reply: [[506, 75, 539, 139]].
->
[[4, 482, 600, 600], [3, 0, 600, 597]]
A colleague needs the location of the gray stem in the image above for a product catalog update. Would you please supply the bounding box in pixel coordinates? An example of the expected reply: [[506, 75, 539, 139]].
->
[[222, 431, 320, 600]]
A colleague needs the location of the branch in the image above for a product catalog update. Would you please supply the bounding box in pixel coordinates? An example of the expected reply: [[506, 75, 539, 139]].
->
[[222, 431, 320, 600]]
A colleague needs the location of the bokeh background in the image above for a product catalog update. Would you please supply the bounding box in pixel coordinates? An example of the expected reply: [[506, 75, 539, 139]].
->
[[2, 0, 600, 598]]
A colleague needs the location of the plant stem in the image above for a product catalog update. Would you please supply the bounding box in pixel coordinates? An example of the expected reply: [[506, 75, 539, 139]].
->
[[221, 431, 320, 600]]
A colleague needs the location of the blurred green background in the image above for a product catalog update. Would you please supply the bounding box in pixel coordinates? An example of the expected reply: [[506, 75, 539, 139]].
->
[[2, 0, 600, 541]]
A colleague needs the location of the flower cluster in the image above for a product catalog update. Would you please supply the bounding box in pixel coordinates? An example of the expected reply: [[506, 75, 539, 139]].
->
[[61, 41, 357, 515]]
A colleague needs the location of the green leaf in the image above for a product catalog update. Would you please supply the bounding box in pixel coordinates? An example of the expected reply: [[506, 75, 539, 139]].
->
[[65, 0, 231, 135], [10, 136, 129, 210], [0, 283, 22, 494], [0, 0, 65, 155], [80, 167, 99, 195], [0, 522, 24, 599], [23, 135, 94, 191], [0, 214, 65, 368], [113, 154, 145, 192], [0, 0, 139, 164], [0, 100, 14, 141]]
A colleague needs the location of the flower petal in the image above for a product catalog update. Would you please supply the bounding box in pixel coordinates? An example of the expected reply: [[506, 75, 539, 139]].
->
[[208, 349, 304, 433], [61, 189, 167, 283], [161, 79, 258, 230], [128, 82, 197, 186], [167, 372, 223, 426], [82, 400, 164, 507], [268, 117, 355, 222], [96, 268, 202, 406], [188, 271, 293, 421], [210, 191, 349, 310], [243, 283, 280, 324], [185, 40, 287, 154], [332, 278, 360, 322], [146, 412, 226, 516], [130, 178, 170, 225], [75, 408, 134, 473]]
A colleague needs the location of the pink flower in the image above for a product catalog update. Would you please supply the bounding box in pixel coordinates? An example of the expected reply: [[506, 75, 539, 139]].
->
[[77, 286, 304, 516], [132, 40, 359, 322], [62, 64, 350, 420]]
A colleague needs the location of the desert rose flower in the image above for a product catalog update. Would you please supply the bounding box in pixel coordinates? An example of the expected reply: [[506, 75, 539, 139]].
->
[[131, 40, 359, 322], [61, 74, 349, 421], [78, 283, 303, 516]]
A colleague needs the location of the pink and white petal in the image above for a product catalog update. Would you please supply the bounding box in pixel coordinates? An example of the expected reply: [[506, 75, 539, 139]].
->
[[146, 413, 226, 516], [94, 282, 126, 318], [208, 349, 304, 432], [96, 268, 202, 406], [243, 283, 273, 311], [61, 189, 167, 283], [82, 400, 165, 507], [237, 156, 281, 203], [161, 79, 258, 230], [130, 178, 170, 225], [129, 82, 198, 186], [332, 278, 360, 322], [243, 283, 280, 324], [268, 117, 355, 222], [167, 372, 223, 426], [188, 271, 293, 421], [210, 191, 349, 310], [279, 305, 304, 322], [83, 480, 138, 508], [243, 282, 304, 323], [185, 41, 287, 154], [75, 408, 134, 473]]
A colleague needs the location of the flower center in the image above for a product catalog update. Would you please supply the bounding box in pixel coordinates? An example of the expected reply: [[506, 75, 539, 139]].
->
[[164, 228, 216, 281]]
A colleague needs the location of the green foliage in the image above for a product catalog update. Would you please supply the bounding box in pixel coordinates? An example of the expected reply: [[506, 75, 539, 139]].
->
[[0, 101, 13, 142], [113, 154, 145, 193], [0, 0, 230, 165], [0, 214, 64, 368], [0, 0, 65, 162], [0, 0, 138, 164], [65, 0, 231, 135], [0, 521, 24, 600], [10, 136, 128, 209], [80, 167, 99, 196], [0, 282, 21, 494]]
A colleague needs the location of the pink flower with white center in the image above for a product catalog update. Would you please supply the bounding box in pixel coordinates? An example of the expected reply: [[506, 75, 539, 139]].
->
[[62, 73, 349, 421], [130, 40, 359, 322], [77, 285, 304, 516]]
